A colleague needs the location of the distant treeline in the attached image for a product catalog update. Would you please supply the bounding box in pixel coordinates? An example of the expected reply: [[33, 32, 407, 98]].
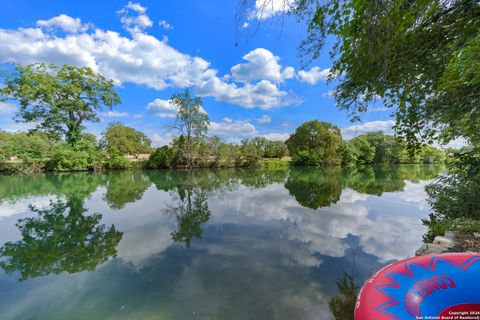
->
[[0, 120, 445, 173], [0, 64, 445, 173]]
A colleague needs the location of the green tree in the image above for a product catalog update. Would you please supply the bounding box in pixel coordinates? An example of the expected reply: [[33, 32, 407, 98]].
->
[[102, 121, 151, 155], [0, 63, 120, 144], [286, 120, 342, 166], [168, 89, 210, 169], [256, 0, 480, 148], [348, 136, 375, 164]]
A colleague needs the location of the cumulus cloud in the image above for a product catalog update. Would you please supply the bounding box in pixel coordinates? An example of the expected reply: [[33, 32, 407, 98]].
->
[[231, 48, 293, 83], [298, 67, 330, 85], [37, 14, 91, 33], [158, 19, 173, 30], [0, 7, 302, 110], [99, 110, 129, 117], [145, 98, 207, 118], [341, 120, 395, 140], [209, 118, 257, 138], [150, 132, 174, 147], [117, 2, 153, 33], [196, 77, 301, 110], [0, 16, 215, 91], [146, 99, 178, 118], [257, 115, 271, 124]]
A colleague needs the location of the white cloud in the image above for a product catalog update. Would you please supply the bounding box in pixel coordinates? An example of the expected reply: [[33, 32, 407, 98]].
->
[[262, 132, 289, 141], [37, 14, 91, 33], [209, 118, 257, 138], [158, 19, 173, 30], [0, 102, 17, 115], [132, 113, 143, 119], [146, 98, 178, 118], [117, 2, 153, 33], [257, 115, 271, 123], [0, 10, 301, 110], [230, 48, 293, 83], [341, 120, 395, 140], [196, 77, 301, 110], [99, 110, 129, 117], [145, 98, 207, 118], [252, 0, 295, 20], [298, 67, 330, 85], [150, 132, 174, 147]]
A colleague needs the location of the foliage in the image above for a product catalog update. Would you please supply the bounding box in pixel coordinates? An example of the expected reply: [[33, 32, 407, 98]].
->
[[104, 148, 133, 170], [0, 131, 53, 172], [0, 197, 122, 280], [101, 121, 151, 155], [286, 120, 343, 166], [423, 148, 480, 240], [47, 139, 105, 171], [252, 137, 289, 158], [146, 145, 178, 169], [283, 0, 480, 148], [168, 89, 210, 169], [0, 63, 120, 144]]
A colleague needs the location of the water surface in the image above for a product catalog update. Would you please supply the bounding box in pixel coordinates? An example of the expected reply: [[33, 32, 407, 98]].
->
[[0, 165, 444, 319]]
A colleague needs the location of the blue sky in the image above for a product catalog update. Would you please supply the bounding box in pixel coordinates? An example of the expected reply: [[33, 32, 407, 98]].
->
[[0, 0, 396, 146]]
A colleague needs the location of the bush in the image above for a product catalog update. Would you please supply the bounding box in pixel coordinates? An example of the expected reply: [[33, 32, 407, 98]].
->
[[47, 140, 105, 171], [105, 152, 132, 170], [146, 146, 176, 169]]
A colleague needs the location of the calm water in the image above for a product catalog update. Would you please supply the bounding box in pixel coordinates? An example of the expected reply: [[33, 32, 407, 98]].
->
[[0, 165, 444, 320]]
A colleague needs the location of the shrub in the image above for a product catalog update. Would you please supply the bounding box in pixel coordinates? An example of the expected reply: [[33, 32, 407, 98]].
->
[[47, 140, 105, 171]]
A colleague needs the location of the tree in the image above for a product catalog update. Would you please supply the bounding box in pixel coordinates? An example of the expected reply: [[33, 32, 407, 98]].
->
[[285, 120, 342, 166], [281, 0, 479, 148], [348, 136, 375, 164], [0, 63, 120, 144], [102, 121, 151, 155], [168, 89, 210, 169]]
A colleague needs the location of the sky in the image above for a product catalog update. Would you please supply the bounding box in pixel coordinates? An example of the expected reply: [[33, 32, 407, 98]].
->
[[0, 0, 398, 146]]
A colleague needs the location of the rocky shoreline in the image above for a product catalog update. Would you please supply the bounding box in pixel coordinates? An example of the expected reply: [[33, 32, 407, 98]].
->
[[416, 231, 480, 256]]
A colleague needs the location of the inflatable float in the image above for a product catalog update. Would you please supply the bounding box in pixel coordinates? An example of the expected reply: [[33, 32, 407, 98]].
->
[[355, 253, 480, 319]]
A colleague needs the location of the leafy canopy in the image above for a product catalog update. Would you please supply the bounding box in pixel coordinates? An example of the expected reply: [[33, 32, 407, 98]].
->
[[0, 63, 120, 144], [102, 121, 151, 155], [247, 0, 480, 148]]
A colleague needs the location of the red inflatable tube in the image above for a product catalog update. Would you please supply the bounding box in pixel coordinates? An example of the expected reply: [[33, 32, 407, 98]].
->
[[355, 253, 480, 319]]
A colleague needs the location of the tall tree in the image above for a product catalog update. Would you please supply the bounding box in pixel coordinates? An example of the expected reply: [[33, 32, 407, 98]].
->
[[0, 63, 120, 144], [102, 122, 151, 155], [285, 120, 343, 166], [168, 89, 210, 169], [241, 0, 480, 148]]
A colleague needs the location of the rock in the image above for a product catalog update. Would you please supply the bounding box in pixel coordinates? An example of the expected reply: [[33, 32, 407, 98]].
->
[[443, 231, 458, 240], [415, 243, 449, 256], [433, 236, 455, 249]]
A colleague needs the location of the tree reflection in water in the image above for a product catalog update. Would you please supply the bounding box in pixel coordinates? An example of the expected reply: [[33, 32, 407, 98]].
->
[[168, 186, 211, 247], [329, 273, 360, 320], [0, 197, 122, 281]]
